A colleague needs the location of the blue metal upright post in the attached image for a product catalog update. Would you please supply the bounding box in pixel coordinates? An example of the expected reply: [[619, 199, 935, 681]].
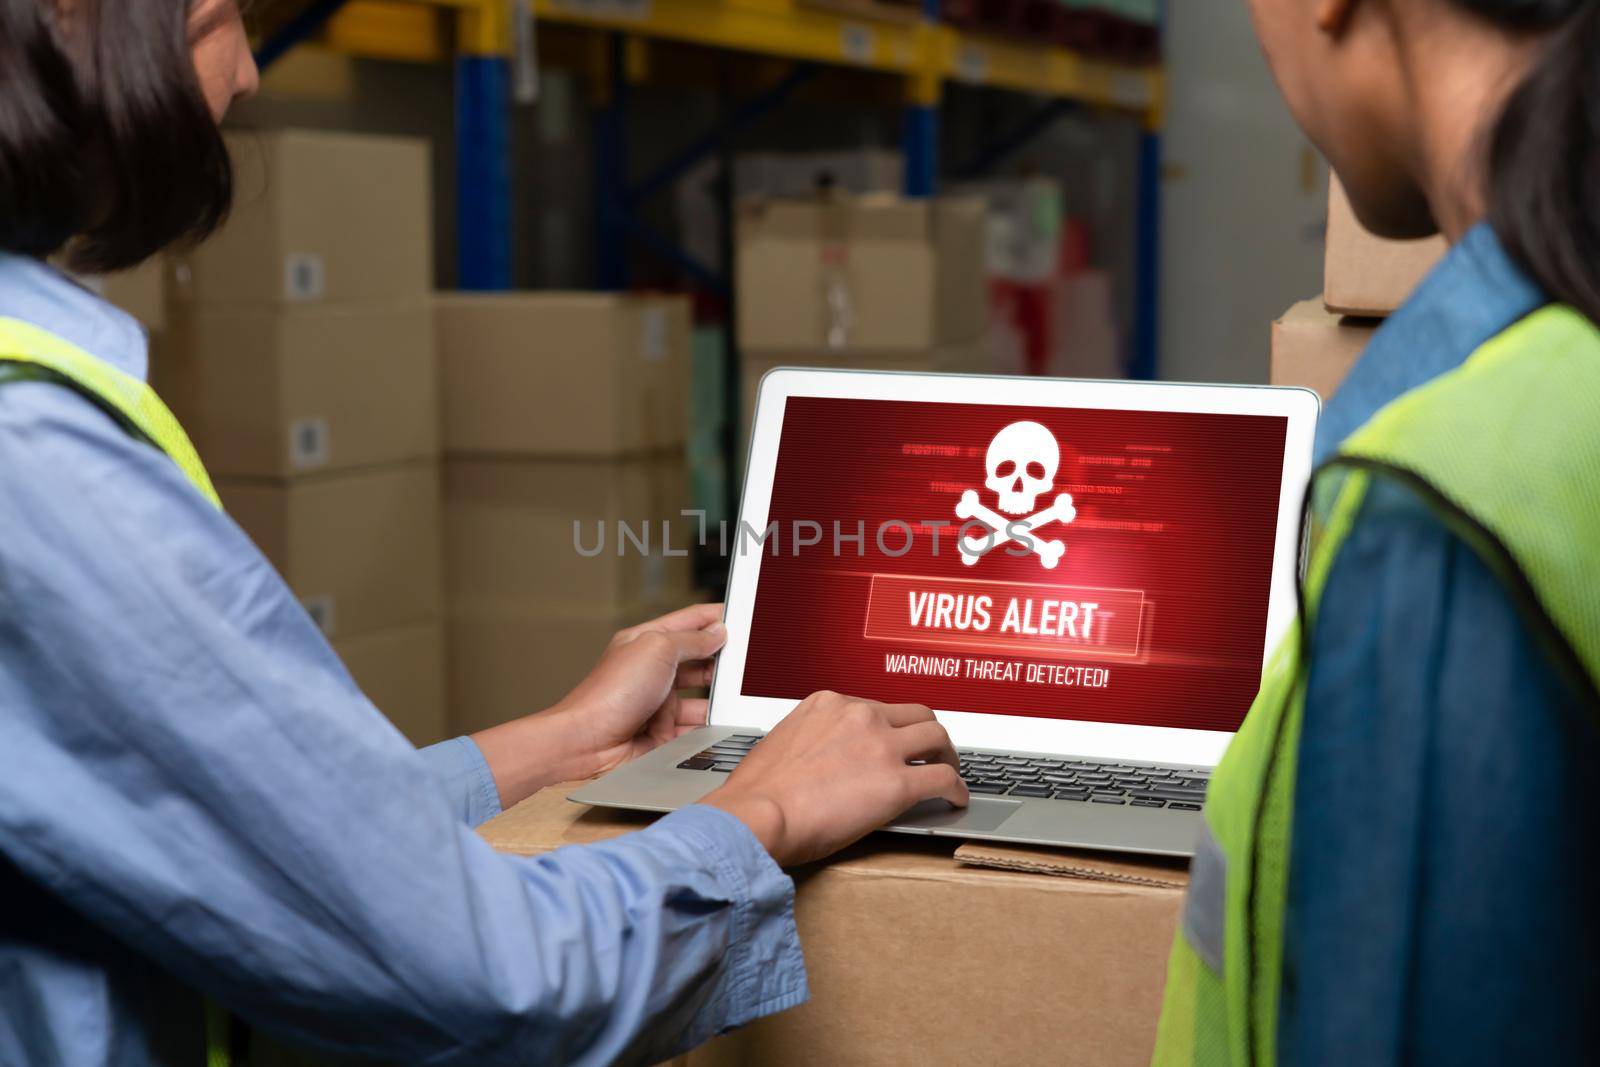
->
[[1131, 0, 1164, 380], [1131, 129, 1161, 380], [903, 0, 942, 197], [456, 55, 512, 290], [903, 105, 939, 197]]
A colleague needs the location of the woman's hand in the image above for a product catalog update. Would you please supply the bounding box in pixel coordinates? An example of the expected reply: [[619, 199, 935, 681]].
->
[[701, 691, 968, 867], [471, 603, 727, 810], [553, 602, 728, 775]]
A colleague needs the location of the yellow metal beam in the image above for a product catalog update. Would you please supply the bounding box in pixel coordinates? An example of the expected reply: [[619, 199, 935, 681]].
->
[[529, 0, 923, 75], [322, 1, 447, 62], [457, 0, 510, 54], [335, 0, 1164, 123], [931, 27, 1159, 116]]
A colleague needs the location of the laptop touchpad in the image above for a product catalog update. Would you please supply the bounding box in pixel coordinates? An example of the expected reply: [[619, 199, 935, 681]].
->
[[890, 797, 1021, 833]]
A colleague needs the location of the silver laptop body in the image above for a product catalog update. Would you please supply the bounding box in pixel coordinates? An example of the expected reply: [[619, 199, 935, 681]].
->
[[573, 369, 1319, 859]]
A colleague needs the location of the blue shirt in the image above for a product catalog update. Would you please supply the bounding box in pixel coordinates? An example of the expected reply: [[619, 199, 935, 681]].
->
[[1281, 224, 1600, 1062], [0, 254, 807, 1066]]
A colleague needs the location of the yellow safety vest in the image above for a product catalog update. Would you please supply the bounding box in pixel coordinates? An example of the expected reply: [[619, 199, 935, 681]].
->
[[1152, 303, 1600, 1065], [0, 315, 232, 1066]]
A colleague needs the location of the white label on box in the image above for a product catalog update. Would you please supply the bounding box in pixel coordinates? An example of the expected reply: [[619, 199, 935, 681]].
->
[[638, 307, 669, 363], [840, 23, 874, 64], [283, 253, 326, 301], [303, 595, 336, 637], [289, 417, 331, 471], [956, 45, 989, 84]]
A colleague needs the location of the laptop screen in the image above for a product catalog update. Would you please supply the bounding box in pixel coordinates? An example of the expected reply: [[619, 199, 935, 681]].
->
[[738, 395, 1290, 734]]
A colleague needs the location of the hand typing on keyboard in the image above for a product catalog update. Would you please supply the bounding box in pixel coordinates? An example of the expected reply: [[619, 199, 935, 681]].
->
[[685, 739, 1210, 813], [700, 692, 969, 866]]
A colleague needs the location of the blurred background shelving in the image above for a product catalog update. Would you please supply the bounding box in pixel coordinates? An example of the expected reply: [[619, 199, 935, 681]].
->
[[154, 0, 1327, 753], [247, 0, 1165, 359], [245, 0, 1168, 542]]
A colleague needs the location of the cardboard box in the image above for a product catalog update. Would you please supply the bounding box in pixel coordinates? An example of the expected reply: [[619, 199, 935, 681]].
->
[[1270, 298, 1377, 400], [444, 454, 692, 611], [437, 293, 690, 457], [1324, 174, 1447, 318], [689, 327, 730, 530], [448, 597, 692, 733], [736, 195, 988, 353], [172, 129, 431, 304], [154, 300, 437, 478], [480, 784, 1188, 1066], [678, 151, 905, 277], [220, 462, 442, 640], [333, 620, 447, 747]]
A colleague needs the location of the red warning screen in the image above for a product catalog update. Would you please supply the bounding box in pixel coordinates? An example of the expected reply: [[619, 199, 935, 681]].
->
[[739, 396, 1289, 732]]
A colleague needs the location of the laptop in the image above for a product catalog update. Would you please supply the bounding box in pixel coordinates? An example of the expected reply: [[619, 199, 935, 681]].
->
[[572, 369, 1319, 858]]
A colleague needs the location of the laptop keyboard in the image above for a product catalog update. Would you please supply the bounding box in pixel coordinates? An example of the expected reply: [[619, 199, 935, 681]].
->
[[677, 736, 1209, 810]]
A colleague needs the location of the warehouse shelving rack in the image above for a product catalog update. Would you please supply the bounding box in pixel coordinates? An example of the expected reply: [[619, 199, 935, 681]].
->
[[254, 0, 1165, 378]]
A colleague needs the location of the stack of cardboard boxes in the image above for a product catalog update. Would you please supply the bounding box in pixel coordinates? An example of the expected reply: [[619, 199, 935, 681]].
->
[[676, 148, 905, 279], [154, 129, 446, 747], [735, 193, 990, 444], [1270, 175, 1448, 399], [437, 293, 696, 734]]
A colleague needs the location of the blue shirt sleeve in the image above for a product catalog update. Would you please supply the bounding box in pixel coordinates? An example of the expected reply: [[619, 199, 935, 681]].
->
[[418, 736, 504, 827], [1280, 478, 1600, 1065], [0, 381, 807, 1066]]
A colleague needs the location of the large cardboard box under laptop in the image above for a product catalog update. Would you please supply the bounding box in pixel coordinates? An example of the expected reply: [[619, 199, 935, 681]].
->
[[443, 454, 692, 610], [172, 129, 431, 305], [333, 620, 447, 748], [154, 300, 437, 478], [480, 783, 1188, 1066], [220, 462, 442, 640], [437, 292, 690, 457], [1271, 298, 1376, 400], [736, 195, 988, 353], [1324, 174, 1447, 318]]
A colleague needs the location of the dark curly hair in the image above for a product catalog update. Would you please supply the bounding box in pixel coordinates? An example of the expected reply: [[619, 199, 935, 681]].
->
[[0, 0, 233, 273], [1456, 0, 1600, 320]]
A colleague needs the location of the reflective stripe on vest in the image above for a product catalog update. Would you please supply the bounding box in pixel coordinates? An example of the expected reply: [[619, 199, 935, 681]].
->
[[0, 315, 220, 509], [0, 315, 231, 1066], [1153, 304, 1600, 1067]]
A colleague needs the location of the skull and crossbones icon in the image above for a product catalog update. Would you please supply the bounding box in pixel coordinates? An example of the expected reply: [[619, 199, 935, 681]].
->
[[955, 420, 1077, 569]]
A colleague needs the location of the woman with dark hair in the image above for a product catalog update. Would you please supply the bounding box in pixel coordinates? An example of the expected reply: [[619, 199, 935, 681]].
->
[[0, 2, 969, 1064], [1153, 0, 1600, 1063]]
